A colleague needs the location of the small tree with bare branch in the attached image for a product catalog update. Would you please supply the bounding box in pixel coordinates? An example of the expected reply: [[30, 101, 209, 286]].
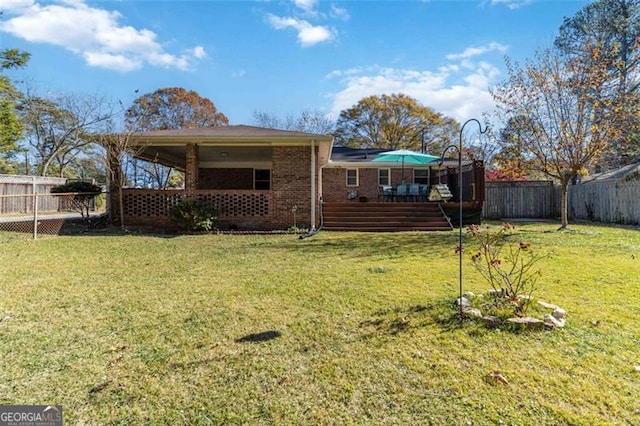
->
[[492, 44, 624, 229]]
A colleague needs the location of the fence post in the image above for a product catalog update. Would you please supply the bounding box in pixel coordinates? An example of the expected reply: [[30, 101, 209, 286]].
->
[[33, 191, 38, 240]]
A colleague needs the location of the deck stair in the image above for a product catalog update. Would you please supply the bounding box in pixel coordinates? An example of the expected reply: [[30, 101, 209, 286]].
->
[[322, 202, 453, 232]]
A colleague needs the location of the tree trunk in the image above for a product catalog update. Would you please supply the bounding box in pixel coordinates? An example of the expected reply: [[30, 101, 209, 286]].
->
[[106, 143, 123, 228], [559, 180, 569, 230]]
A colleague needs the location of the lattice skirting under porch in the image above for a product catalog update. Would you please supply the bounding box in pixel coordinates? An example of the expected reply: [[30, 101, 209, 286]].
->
[[120, 190, 272, 227]]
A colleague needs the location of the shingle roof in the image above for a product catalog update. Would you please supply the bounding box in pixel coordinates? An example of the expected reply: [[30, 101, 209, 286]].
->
[[329, 147, 390, 162], [328, 146, 469, 167], [580, 162, 640, 183], [132, 125, 332, 139]]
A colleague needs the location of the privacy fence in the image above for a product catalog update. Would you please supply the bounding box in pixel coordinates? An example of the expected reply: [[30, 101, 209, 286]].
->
[[483, 177, 640, 225], [0, 175, 104, 239], [0, 174, 67, 213]]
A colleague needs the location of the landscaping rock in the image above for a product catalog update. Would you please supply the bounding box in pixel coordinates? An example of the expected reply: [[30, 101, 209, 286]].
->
[[544, 314, 566, 328], [454, 297, 471, 308], [462, 291, 475, 299], [507, 316, 545, 331], [482, 316, 501, 327], [463, 308, 483, 318], [538, 300, 558, 310], [552, 307, 567, 320], [488, 289, 506, 298]]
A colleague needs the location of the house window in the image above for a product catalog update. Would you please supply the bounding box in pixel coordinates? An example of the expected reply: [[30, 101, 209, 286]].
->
[[378, 168, 390, 186], [346, 169, 358, 186], [414, 169, 429, 184], [254, 169, 271, 190]]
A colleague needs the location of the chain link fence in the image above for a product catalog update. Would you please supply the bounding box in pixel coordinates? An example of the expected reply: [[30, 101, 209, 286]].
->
[[0, 192, 106, 241]]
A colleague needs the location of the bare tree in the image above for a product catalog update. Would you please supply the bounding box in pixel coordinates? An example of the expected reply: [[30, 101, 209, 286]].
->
[[252, 109, 335, 134], [99, 119, 146, 230], [492, 45, 623, 229], [18, 91, 112, 176]]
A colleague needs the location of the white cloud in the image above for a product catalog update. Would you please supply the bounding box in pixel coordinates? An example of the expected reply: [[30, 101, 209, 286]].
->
[[325, 63, 500, 124], [330, 5, 350, 21], [490, 0, 533, 10], [446, 42, 509, 61], [83, 51, 141, 72], [266, 14, 334, 46], [293, 0, 317, 12], [191, 46, 207, 59], [2, 0, 35, 13], [0, 0, 205, 72]]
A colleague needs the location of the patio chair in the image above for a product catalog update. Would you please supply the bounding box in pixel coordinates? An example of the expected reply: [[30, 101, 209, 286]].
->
[[408, 183, 420, 202], [396, 184, 408, 201], [378, 185, 394, 202], [419, 184, 429, 201]]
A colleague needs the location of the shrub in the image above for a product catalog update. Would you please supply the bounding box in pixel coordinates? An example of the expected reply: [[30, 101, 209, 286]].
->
[[466, 223, 550, 314], [51, 181, 102, 218], [169, 198, 218, 232]]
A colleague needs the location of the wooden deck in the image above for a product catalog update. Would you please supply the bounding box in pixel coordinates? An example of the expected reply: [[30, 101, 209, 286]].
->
[[322, 202, 453, 232]]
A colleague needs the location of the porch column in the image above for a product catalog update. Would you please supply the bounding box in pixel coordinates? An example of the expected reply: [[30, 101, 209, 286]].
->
[[185, 143, 199, 195]]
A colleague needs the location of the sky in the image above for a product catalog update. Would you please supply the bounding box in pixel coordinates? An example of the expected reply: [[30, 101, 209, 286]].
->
[[1, 0, 590, 127]]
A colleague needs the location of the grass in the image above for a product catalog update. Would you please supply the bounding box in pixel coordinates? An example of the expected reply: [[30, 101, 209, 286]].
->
[[0, 222, 639, 425]]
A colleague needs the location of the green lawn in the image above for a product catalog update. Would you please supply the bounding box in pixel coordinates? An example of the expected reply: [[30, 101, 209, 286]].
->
[[1, 223, 639, 425]]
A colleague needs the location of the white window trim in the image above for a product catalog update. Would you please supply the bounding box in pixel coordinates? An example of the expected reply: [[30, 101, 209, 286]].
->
[[413, 168, 429, 184], [378, 168, 391, 186], [346, 169, 359, 187]]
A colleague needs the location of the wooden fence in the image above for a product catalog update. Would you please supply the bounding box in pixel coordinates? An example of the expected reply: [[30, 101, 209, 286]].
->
[[483, 181, 559, 219], [483, 177, 640, 225], [0, 175, 67, 214], [569, 178, 640, 225]]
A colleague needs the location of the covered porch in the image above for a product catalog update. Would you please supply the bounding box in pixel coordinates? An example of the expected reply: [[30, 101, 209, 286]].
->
[[108, 126, 333, 230]]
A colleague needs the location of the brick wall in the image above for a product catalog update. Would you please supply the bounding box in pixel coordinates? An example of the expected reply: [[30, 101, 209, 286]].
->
[[322, 167, 413, 202], [272, 145, 315, 229]]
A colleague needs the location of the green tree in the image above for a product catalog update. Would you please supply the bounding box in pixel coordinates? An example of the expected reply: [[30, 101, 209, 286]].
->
[[334, 93, 456, 152], [125, 87, 229, 131], [555, 0, 640, 167], [0, 48, 30, 167], [492, 46, 622, 229]]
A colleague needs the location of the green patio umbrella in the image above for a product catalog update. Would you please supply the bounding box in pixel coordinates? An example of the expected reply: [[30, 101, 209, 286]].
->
[[371, 149, 439, 183]]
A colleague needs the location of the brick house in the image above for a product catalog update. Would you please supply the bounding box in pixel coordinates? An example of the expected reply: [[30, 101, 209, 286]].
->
[[107, 125, 333, 230], [323, 147, 483, 202], [107, 126, 484, 231]]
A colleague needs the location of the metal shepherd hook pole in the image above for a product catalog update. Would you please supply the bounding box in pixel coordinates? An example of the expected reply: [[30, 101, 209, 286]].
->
[[440, 118, 488, 319]]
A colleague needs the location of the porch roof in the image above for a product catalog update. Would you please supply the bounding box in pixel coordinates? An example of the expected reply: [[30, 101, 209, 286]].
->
[[128, 125, 334, 170]]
